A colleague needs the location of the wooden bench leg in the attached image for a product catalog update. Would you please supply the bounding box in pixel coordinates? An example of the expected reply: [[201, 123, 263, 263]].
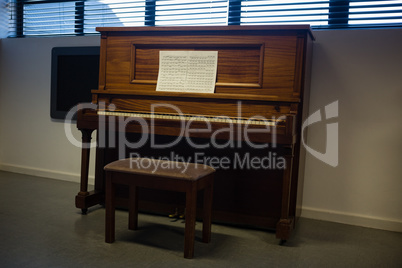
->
[[105, 172, 115, 243], [184, 185, 197, 259], [202, 177, 213, 243], [128, 185, 138, 230]]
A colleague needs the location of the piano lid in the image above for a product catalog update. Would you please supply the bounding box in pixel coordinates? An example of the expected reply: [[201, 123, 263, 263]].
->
[[95, 25, 315, 40]]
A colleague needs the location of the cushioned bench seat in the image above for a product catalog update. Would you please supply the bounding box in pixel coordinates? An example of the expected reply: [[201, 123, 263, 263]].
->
[[104, 158, 215, 259]]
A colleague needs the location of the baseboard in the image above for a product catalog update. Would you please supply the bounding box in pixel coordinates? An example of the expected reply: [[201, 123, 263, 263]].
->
[[0, 163, 95, 185], [301, 206, 402, 233]]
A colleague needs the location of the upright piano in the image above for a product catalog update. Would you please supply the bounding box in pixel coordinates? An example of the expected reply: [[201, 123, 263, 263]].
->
[[76, 25, 314, 242]]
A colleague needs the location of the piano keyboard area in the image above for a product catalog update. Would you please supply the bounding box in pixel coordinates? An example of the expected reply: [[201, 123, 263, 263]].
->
[[97, 111, 280, 126]]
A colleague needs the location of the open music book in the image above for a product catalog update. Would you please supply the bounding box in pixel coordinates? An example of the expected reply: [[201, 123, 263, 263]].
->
[[156, 51, 218, 93]]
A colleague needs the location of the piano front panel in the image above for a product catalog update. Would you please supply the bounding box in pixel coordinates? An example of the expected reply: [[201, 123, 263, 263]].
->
[[131, 43, 263, 87], [102, 32, 300, 98]]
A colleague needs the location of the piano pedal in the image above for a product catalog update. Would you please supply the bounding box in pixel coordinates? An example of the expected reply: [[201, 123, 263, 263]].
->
[[168, 208, 179, 218], [178, 208, 185, 220], [168, 208, 185, 221]]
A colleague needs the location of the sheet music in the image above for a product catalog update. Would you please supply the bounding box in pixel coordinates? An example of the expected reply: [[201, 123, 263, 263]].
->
[[156, 51, 218, 93]]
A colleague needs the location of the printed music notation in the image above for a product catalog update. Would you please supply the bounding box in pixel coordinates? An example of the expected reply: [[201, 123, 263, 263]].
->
[[156, 51, 218, 93]]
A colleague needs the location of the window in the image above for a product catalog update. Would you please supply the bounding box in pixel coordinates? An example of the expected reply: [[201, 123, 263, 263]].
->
[[23, 1, 77, 36], [4, 0, 402, 38], [349, 1, 402, 26], [155, 0, 228, 26], [84, 1, 146, 34], [240, 0, 330, 26]]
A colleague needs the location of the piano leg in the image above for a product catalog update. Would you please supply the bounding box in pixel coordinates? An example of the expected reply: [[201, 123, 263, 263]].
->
[[276, 147, 295, 241], [75, 128, 98, 214]]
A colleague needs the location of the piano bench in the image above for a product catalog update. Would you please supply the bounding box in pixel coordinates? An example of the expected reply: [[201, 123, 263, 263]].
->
[[104, 158, 215, 259]]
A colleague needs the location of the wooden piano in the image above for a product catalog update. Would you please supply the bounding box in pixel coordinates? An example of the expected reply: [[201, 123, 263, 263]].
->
[[76, 25, 314, 242]]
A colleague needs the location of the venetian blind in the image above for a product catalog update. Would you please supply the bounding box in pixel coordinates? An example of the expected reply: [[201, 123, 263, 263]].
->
[[4, 0, 402, 38]]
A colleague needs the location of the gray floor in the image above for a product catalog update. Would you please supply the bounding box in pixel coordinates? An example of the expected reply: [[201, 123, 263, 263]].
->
[[0, 171, 401, 268]]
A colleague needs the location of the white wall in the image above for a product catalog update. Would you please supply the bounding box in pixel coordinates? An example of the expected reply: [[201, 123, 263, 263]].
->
[[302, 28, 402, 232], [1, 28, 401, 232], [0, 36, 99, 182]]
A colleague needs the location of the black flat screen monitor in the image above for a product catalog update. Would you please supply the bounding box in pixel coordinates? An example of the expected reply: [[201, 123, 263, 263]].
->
[[50, 46, 100, 120]]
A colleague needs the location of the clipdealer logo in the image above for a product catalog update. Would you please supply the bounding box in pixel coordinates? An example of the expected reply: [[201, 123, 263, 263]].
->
[[301, 100, 339, 167], [64, 101, 338, 169]]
